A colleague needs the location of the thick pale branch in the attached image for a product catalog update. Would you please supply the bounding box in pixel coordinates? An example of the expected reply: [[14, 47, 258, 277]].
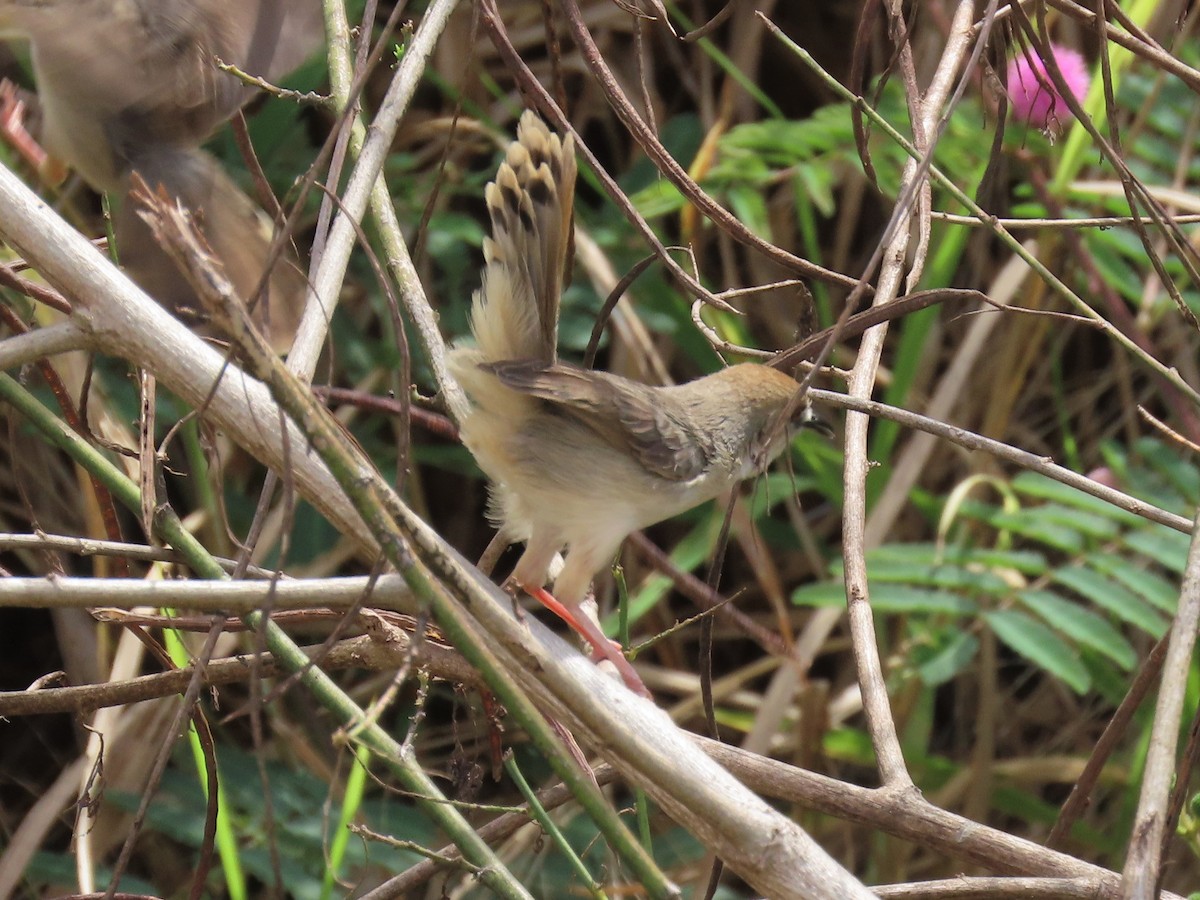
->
[[838, 0, 981, 790], [0, 573, 413, 611], [1121, 513, 1200, 896], [0, 320, 92, 370]]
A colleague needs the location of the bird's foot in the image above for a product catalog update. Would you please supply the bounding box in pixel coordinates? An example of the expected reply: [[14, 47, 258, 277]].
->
[[527, 586, 650, 698], [499, 577, 528, 623]]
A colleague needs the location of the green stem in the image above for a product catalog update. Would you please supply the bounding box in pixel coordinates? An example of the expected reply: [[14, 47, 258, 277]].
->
[[505, 754, 607, 899]]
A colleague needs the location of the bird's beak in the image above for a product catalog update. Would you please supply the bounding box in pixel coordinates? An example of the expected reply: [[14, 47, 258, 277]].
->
[[800, 411, 836, 439]]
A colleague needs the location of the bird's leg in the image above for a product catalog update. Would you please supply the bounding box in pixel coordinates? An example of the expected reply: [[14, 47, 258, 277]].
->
[[526, 585, 650, 698]]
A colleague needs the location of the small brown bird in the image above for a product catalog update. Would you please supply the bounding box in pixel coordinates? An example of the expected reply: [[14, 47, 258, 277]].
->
[[0, 0, 322, 350], [451, 112, 823, 696]]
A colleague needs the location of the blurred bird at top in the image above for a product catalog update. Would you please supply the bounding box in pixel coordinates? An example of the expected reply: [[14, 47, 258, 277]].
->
[[451, 113, 826, 697], [0, 0, 323, 351]]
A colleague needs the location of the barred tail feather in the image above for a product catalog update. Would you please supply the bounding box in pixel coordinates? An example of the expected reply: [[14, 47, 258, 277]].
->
[[469, 111, 575, 365]]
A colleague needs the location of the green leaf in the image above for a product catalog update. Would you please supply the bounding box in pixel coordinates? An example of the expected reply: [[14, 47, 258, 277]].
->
[[1011, 471, 1144, 526], [1081, 646, 1139, 705], [1103, 440, 1194, 514], [791, 582, 845, 607], [789, 435, 845, 503], [984, 609, 1091, 693], [794, 164, 836, 217], [867, 542, 1047, 575], [823, 727, 876, 767], [955, 547, 1048, 574], [915, 631, 980, 686], [1051, 566, 1169, 637], [791, 581, 977, 615], [1030, 503, 1122, 540], [720, 105, 855, 166], [629, 179, 687, 218], [962, 504, 1087, 554], [747, 471, 823, 517], [1136, 437, 1200, 503], [1017, 589, 1137, 670], [1085, 552, 1178, 615], [869, 584, 980, 614], [1086, 230, 1149, 302], [1123, 526, 1191, 574], [864, 557, 1011, 595], [727, 185, 772, 239], [25, 854, 159, 897]]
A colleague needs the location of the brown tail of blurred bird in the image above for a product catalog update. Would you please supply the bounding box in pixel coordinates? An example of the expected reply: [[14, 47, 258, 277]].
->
[[118, 146, 306, 352]]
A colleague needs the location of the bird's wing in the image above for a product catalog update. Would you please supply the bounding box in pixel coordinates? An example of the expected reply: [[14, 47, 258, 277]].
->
[[485, 361, 711, 482]]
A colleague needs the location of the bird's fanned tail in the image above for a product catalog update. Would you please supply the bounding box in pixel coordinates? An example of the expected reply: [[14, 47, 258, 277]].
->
[[470, 110, 576, 365]]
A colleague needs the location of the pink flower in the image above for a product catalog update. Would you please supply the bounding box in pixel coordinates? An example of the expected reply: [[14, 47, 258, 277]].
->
[[1006, 44, 1090, 132]]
